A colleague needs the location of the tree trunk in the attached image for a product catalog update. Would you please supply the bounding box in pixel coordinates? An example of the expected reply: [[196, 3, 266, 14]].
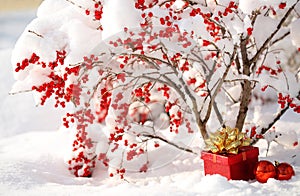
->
[[236, 80, 252, 131], [236, 38, 252, 131], [197, 117, 208, 140]]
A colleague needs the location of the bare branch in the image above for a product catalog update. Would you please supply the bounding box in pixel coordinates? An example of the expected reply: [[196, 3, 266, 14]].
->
[[204, 46, 237, 124], [270, 31, 290, 46], [224, 78, 258, 83], [251, 90, 300, 145], [222, 87, 238, 104], [213, 101, 223, 125], [141, 133, 197, 154], [251, 105, 290, 145]]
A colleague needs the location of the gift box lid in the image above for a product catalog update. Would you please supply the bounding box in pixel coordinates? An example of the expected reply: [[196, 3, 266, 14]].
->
[[201, 146, 259, 165]]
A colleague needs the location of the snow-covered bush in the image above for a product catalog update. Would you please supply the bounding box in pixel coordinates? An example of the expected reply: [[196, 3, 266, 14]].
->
[[11, 0, 300, 177]]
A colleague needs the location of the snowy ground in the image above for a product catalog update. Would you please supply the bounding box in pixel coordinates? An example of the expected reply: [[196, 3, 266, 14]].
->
[[1, 9, 300, 196]]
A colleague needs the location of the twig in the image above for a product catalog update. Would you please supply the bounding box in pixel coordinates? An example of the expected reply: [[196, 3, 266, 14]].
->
[[270, 31, 290, 46], [222, 87, 238, 104], [251, 104, 290, 145], [9, 89, 32, 95], [65, 0, 85, 10], [224, 78, 258, 83], [293, 7, 300, 17], [213, 101, 223, 125], [141, 133, 197, 155], [28, 30, 44, 38]]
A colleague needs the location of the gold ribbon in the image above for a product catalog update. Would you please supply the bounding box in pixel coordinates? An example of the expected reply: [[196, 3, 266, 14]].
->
[[205, 126, 251, 154]]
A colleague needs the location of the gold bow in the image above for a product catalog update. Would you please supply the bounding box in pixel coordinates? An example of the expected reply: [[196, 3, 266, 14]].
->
[[205, 126, 251, 154]]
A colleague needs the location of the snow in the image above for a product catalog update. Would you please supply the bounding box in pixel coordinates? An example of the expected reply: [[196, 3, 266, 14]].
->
[[239, 0, 287, 15], [238, 0, 262, 15], [101, 0, 142, 39], [1, 5, 300, 196], [291, 18, 300, 48], [253, 15, 277, 48]]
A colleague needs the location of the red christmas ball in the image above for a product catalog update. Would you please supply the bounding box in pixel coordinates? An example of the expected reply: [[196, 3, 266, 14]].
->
[[254, 160, 277, 183], [275, 162, 295, 181]]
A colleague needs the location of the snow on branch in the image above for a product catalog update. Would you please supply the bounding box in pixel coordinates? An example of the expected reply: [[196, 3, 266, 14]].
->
[[11, 0, 300, 178]]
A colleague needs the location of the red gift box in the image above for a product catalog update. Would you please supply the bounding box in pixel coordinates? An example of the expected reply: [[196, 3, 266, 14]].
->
[[201, 146, 259, 180]]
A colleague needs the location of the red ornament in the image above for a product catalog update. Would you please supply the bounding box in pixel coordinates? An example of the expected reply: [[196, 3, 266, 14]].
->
[[275, 161, 295, 181], [254, 160, 277, 183]]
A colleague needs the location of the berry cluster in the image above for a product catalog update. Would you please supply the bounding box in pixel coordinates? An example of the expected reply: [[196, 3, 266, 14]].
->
[[15, 53, 39, 72], [256, 64, 283, 76], [16, 50, 82, 108], [134, 82, 153, 103], [15, 50, 101, 177], [188, 2, 238, 42], [63, 112, 75, 128], [165, 101, 183, 134], [219, 1, 238, 16], [245, 126, 263, 139], [67, 142, 96, 177], [96, 87, 112, 123], [278, 93, 300, 113], [126, 148, 144, 161], [169, 110, 183, 133], [278, 93, 293, 109], [190, 7, 222, 41], [135, 0, 159, 11], [85, 2, 103, 21], [115, 168, 126, 179], [66, 108, 97, 177], [158, 84, 170, 99]]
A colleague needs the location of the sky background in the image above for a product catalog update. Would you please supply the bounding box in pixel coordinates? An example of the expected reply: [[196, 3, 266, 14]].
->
[[0, 0, 42, 11]]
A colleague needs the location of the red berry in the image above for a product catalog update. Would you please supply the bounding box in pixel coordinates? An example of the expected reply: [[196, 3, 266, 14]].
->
[[279, 2, 286, 9], [202, 40, 210, 46], [148, 12, 153, 17], [247, 27, 253, 36]]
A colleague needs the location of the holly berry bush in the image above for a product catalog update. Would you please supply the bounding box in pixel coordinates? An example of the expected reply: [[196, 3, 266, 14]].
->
[[11, 0, 300, 178]]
